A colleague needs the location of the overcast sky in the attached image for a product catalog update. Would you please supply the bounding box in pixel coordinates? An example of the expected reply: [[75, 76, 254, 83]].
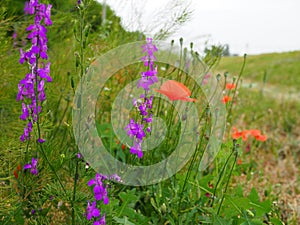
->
[[97, 0, 300, 55]]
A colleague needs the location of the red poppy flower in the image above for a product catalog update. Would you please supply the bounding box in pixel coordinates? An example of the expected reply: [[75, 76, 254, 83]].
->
[[226, 83, 236, 90], [255, 134, 267, 142], [222, 95, 232, 104], [155, 80, 197, 102], [232, 127, 248, 141], [248, 129, 261, 137]]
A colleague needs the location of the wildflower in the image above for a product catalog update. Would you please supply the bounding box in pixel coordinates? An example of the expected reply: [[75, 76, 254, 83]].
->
[[232, 127, 248, 141], [13, 170, 19, 179], [130, 139, 143, 158], [24, 157, 38, 175], [121, 144, 126, 151], [254, 134, 267, 142], [155, 80, 197, 102], [140, 37, 158, 67], [124, 119, 146, 141], [125, 38, 158, 158], [222, 95, 232, 104], [13, 164, 22, 179], [38, 138, 45, 143], [237, 158, 243, 165], [17, 0, 52, 142], [226, 83, 236, 90], [94, 215, 106, 225], [202, 73, 211, 85], [85, 201, 100, 220], [232, 127, 267, 142], [88, 174, 109, 204], [109, 174, 122, 182]]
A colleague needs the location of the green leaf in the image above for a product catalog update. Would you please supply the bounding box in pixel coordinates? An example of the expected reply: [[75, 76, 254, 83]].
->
[[118, 189, 139, 217], [222, 196, 250, 218], [248, 188, 271, 217], [113, 216, 136, 225], [270, 218, 285, 225], [213, 214, 231, 225], [248, 188, 260, 203]]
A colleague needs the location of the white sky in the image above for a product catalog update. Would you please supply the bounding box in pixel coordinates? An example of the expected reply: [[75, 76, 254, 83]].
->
[[97, 0, 300, 55]]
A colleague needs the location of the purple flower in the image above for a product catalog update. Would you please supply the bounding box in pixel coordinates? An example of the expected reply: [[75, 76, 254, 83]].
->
[[20, 103, 29, 120], [124, 38, 158, 158], [24, 157, 38, 175], [38, 138, 45, 143], [94, 185, 109, 204], [44, 4, 52, 26], [18, 0, 52, 142], [109, 174, 122, 182], [141, 38, 158, 66], [85, 201, 100, 220], [143, 114, 153, 123], [124, 119, 146, 141], [20, 121, 33, 142], [88, 174, 109, 204], [12, 32, 17, 39], [130, 139, 143, 158], [94, 215, 106, 225]]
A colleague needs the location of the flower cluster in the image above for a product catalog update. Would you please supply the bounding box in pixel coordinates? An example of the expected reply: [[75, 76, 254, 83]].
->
[[17, 0, 52, 142], [221, 82, 236, 104], [86, 173, 121, 224], [124, 38, 158, 158], [232, 127, 267, 142]]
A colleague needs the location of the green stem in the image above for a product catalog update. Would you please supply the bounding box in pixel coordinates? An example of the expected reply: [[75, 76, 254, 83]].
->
[[71, 160, 79, 225], [177, 116, 208, 212], [217, 140, 238, 215], [39, 143, 68, 195], [226, 54, 247, 124], [210, 144, 234, 207]]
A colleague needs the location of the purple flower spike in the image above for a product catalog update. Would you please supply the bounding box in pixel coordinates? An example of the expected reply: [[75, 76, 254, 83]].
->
[[24, 157, 38, 175], [18, 0, 52, 142], [124, 38, 159, 158], [85, 201, 100, 220]]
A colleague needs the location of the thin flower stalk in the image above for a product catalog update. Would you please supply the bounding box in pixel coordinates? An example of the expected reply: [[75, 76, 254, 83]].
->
[[124, 38, 158, 158]]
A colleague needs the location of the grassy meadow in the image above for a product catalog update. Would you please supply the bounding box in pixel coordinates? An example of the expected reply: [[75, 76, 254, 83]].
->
[[0, 0, 299, 224]]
